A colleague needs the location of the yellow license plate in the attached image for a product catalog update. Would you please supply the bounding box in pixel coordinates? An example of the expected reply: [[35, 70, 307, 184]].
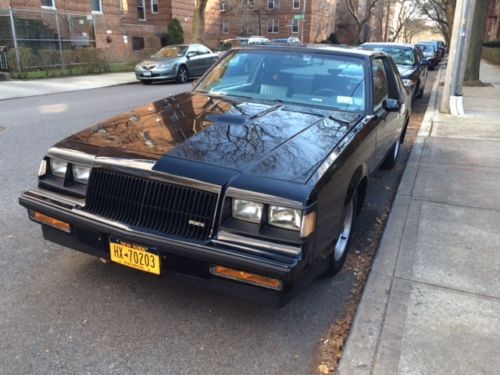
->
[[109, 239, 160, 275]]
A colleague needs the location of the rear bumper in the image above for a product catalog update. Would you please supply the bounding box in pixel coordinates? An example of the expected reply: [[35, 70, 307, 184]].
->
[[19, 190, 316, 306]]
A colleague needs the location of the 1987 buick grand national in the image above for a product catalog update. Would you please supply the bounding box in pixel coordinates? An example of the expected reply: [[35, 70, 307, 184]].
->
[[19, 46, 410, 306]]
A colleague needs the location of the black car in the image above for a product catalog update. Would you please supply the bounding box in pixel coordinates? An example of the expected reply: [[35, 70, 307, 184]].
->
[[416, 43, 440, 70], [19, 46, 410, 306], [360, 42, 429, 99]]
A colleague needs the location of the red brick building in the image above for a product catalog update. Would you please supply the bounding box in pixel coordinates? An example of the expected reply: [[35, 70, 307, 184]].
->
[[486, 0, 500, 41], [0, 0, 221, 62], [218, 0, 336, 43]]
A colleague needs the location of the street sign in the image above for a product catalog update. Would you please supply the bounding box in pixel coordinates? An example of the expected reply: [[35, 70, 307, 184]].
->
[[293, 14, 305, 20]]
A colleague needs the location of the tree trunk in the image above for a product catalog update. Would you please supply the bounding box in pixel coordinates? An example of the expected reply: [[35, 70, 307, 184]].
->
[[191, 0, 208, 43], [464, 0, 489, 83]]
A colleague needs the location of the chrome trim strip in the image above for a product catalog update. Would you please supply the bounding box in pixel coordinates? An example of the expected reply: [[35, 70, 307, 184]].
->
[[216, 230, 302, 256], [225, 187, 303, 209], [47, 147, 96, 164], [31, 188, 86, 207]]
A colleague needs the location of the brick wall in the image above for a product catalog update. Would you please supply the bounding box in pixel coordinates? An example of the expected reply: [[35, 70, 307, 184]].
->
[[486, 0, 500, 41]]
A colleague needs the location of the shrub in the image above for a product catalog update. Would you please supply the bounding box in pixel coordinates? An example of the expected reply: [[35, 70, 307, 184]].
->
[[74, 47, 109, 73], [6, 48, 37, 72], [483, 39, 500, 48], [167, 18, 184, 45]]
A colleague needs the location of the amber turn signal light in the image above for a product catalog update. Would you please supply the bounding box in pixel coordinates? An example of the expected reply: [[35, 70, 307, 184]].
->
[[30, 210, 71, 233], [210, 265, 283, 291]]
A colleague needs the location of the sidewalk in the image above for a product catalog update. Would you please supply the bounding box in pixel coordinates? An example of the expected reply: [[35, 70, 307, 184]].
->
[[338, 60, 500, 374], [0, 71, 136, 100]]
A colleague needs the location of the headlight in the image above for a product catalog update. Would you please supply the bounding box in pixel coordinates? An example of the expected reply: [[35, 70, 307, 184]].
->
[[268, 206, 301, 231], [157, 63, 173, 69], [49, 158, 68, 178], [135, 64, 142, 70], [232, 199, 263, 223], [402, 79, 416, 87], [72, 164, 91, 184]]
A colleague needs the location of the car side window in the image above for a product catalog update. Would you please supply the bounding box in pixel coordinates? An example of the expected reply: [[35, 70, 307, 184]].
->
[[372, 59, 388, 111], [198, 46, 211, 55]]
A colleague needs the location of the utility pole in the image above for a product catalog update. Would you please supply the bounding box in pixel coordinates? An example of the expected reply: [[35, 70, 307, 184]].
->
[[440, 0, 476, 115]]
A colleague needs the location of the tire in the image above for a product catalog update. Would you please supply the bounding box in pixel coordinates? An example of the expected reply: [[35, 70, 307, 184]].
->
[[141, 80, 152, 85], [326, 192, 357, 276], [176, 65, 188, 84], [381, 137, 401, 170]]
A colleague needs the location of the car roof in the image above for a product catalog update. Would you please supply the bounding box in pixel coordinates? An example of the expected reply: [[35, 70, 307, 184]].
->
[[238, 43, 383, 58], [361, 42, 415, 49]]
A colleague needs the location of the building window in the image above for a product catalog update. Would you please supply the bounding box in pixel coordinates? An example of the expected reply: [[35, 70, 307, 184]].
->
[[221, 20, 229, 34], [292, 18, 299, 33], [241, 22, 254, 35], [267, 0, 279, 9], [267, 19, 279, 34], [220, 0, 228, 11], [292, 0, 300, 9], [41, 0, 55, 8], [120, 0, 129, 13], [132, 36, 145, 50], [91, 0, 102, 13], [151, 0, 158, 13], [137, 0, 145, 20]]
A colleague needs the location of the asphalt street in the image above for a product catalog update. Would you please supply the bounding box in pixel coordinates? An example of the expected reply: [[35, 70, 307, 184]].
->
[[0, 73, 434, 375]]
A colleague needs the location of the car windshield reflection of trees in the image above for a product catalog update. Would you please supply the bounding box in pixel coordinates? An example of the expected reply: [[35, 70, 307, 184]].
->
[[195, 51, 366, 113]]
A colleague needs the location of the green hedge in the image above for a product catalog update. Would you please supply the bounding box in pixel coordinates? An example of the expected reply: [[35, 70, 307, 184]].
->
[[483, 39, 500, 48], [7, 47, 111, 78], [483, 47, 500, 65]]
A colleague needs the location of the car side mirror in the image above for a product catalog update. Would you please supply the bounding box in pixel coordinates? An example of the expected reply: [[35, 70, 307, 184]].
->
[[422, 59, 430, 66], [384, 98, 401, 112], [187, 52, 196, 59], [192, 80, 198, 87]]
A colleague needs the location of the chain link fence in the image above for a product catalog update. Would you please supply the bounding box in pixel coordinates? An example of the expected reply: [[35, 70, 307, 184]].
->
[[0, 7, 103, 72]]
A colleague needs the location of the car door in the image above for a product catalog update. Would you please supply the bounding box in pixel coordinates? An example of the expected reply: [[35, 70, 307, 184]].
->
[[186, 46, 203, 76], [373, 57, 402, 163], [196, 45, 217, 73]]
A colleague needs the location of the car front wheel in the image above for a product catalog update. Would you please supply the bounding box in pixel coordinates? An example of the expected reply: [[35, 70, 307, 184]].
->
[[176, 65, 188, 83], [326, 192, 357, 276]]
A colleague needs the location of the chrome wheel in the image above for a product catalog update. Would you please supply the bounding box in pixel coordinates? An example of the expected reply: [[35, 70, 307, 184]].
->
[[177, 66, 188, 83], [334, 198, 354, 261]]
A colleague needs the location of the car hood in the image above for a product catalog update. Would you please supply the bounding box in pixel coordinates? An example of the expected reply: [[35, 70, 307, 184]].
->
[[57, 92, 361, 184]]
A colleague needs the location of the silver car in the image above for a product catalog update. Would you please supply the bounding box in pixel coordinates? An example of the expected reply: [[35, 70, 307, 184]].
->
[[135, 44, 219, 84]]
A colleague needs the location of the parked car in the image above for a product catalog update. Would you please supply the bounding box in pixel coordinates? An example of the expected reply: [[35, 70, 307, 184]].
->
[[360, 42, 428, 98], [135, 44, 218, 84], [271, 37, 301, 44], [416, 43, 440, 70], [19, 45, 410, 306], [215, 38, 249, 57], [421, 40, 445, 60]]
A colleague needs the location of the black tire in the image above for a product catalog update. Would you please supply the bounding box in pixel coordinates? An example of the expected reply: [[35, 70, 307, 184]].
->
[[176, 65, 188, 84], [381, 138, 401, 170], [326, 191, 357, 276], [141, 80, 152, 85]]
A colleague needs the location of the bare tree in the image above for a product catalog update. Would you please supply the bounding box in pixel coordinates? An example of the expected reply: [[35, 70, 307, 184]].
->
[[464, 0, 489, 84], [345, 0, 382, 44], [388, 0, 416, 42], [192, 0, 209, 43], [414, 0, 456, 46]]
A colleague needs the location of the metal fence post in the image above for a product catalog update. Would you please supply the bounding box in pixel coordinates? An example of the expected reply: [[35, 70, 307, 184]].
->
[[8, 6, 21, 72], [55, 11, 65, 68]]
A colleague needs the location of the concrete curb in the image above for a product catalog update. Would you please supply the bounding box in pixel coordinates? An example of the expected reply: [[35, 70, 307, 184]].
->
[[0, 80, 139, 102], [337, 69, 443, 375]]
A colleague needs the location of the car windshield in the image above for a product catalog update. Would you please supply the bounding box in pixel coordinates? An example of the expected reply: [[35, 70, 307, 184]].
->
[[368, 46, 415, 66], [195, 50, 366, 112], [153, 46, 188, 58], [418, 44, 435, 53]]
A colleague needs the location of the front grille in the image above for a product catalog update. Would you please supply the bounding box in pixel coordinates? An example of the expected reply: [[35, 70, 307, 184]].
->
[[142, 65, 156, 70], [83, 169, 218, 241]]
